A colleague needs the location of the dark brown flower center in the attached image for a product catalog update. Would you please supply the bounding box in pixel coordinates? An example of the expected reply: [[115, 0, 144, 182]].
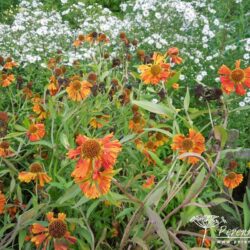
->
[[227, 172, 237, 180], [29, 125, 38, 134], [155, 133, 163, 141], [48, 219, 67, 238], [30, 163, 43, 173], [146, 141, 155, 149], [0, 141, 9, 149], [72, 80, 82, 90], [182, 138, 194, 151], [81, 139, 101, 158], [150, 65, 161, 76], [231, 69, 245, 82]]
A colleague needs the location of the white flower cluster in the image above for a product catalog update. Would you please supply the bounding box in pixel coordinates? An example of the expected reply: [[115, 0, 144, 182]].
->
[[239, 92, 250, 107], [0, 0, 249, 86]]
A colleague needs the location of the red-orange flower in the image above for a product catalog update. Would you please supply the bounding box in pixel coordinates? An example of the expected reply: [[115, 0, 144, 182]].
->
[[171, 129, 205, 164], [142, 175, 155, 189], [167, 47, 183, 64], [30, 212, 77, 250], [48, 76, 59, 96], [68, 134, 121, 198], [18, 162, 51, 187], [218, 60, 250, 95], [224, 172, 243, 189], [27, 123, 45, 142], [138, 52, 170, 85], [76, 167, 114, 199], [0, 141, 13, 158], [66, 79, 92, 101], [0, 191, 6, 214]]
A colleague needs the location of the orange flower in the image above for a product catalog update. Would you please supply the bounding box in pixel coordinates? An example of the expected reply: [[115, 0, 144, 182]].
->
[[218, 60, 250, 95], [196, 230, 211, 248], [4, 61, 18, 69], [167, 47, 183, 64], [27, 123, 45, 142], [68, 133, 121, 173], [128, 113, 146, 133], [224, 172, 243, 189], [68, 134, 121, 198], [0, 191, 6, 214], [154, 132, 168, 147], [66, 79, 92, 101], [0, 74, 15, 87], [171, 129, 205, 164], [18, 162, 51, 187], [76, 167, 114, 199], [0, 112, 8, 138], [48, 76, 59, 96], [89, 115, 110, 129], [142, 175, 155, 189], [138, 52, 170, 85], [135, 139, 157, 165], [30, 212, 77, 250], [0, 141, 13, 158], [172, 83, 179, 90]]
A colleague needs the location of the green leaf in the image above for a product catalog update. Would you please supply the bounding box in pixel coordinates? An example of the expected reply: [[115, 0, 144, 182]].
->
[[146, 186, 165, 207], [132, 100, 174, 118], [73, 196, 89, 208], [30, 140, 53, 149], [87, 200, 100, 219], [184, 87, 190, 112], [59, 133, 70, 149], [131, 237, 149, 250], [116, 207, 135, 220], [145, 206, 172, 249], [57, 184, 81, 204], [184, 168, 206, 202], [243, 188, 250, 230], [143, 127, 172, 137], [18, 230, 27, 250], [214, 126, 228, 148]]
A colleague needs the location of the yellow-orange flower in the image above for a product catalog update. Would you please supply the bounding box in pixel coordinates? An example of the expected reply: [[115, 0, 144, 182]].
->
[[0, 141, 13, 158], [223, 172, 243, 189], [142, 175, 155, 189], [30, 212, 77, 250], [218, 60, 250, 95], [0, 74, 15, 87], [89, 115, 110, 129], [27, 123, 45, 141], [171, 129, 205, 164], [0, 191, 6, 214], [138, 52, 170, 85], [18, 162, 51, 187], [66, 79, 92, 101]]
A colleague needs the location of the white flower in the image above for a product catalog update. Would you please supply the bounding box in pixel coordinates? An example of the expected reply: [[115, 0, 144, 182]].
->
[[61, 0, 68, 4], [239, 101, 245, 107], [244, 97, 250, 103], [180, 74, 185, 80], [196, 75, 203, 81], [152, 98, 158, 104]]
